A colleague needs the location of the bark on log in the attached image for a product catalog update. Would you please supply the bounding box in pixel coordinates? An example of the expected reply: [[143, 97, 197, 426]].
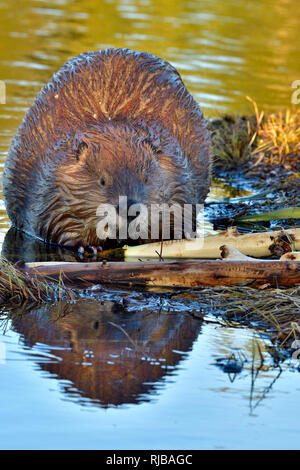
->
[[22, 259, 300, 288]]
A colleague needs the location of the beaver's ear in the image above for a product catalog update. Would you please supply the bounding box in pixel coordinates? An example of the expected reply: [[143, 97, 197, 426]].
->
[[75, 140, 88, 161]]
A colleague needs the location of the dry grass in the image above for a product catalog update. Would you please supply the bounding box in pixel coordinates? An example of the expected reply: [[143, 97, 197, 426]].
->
[[0, 257, 75, 306], [210, 98, 300, 169], [247, 96, 300, 164], [186, 285, 300, 348]]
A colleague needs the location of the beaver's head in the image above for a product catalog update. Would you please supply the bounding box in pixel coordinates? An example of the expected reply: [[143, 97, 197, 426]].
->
[[45, 121, 190, 247]]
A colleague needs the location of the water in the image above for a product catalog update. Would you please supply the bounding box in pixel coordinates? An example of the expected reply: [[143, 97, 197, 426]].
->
[[1, 299, 299, 450], [0, 0, 300, 450]]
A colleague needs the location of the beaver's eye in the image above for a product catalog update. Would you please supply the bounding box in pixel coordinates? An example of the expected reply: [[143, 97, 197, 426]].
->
[[100, 177, 106, 186], [144, 176, 148, 184], [76, 140, 88, 161]]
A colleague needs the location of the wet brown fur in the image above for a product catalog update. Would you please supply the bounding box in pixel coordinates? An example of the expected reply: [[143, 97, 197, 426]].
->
[[3, 48, 211, 247]]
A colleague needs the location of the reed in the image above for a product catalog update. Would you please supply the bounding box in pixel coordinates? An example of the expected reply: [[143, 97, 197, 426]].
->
[[0, 258, 75, 305]]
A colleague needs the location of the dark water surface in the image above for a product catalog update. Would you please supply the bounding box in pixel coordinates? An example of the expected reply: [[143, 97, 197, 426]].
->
[[0, 0, 300, 450]]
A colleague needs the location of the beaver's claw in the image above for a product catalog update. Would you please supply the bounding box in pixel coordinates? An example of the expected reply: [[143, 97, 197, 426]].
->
[[77, 245, 103, 260]]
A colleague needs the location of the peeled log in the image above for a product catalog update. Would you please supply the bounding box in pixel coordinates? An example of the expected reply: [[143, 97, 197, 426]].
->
[[124, 227, 300, 260], [23, 259, 300, 288], [280, 252, 300, 261]]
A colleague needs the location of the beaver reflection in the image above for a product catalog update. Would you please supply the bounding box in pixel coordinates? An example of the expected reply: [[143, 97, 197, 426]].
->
[[12, 298, 202, 407], [2, 226, 131, 262], [2, 227, 79, 263]]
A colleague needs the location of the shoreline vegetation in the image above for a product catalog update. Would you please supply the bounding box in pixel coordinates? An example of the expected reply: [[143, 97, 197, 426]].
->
[[210, 97, 300, 172], [0, 100, 299, 356]]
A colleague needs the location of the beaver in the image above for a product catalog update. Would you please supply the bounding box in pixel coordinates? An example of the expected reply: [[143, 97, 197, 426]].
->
[[2, 48, 211, 248]]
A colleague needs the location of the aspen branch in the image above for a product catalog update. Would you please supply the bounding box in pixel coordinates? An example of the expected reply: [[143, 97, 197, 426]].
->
[[124, 227, 300, 259]]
